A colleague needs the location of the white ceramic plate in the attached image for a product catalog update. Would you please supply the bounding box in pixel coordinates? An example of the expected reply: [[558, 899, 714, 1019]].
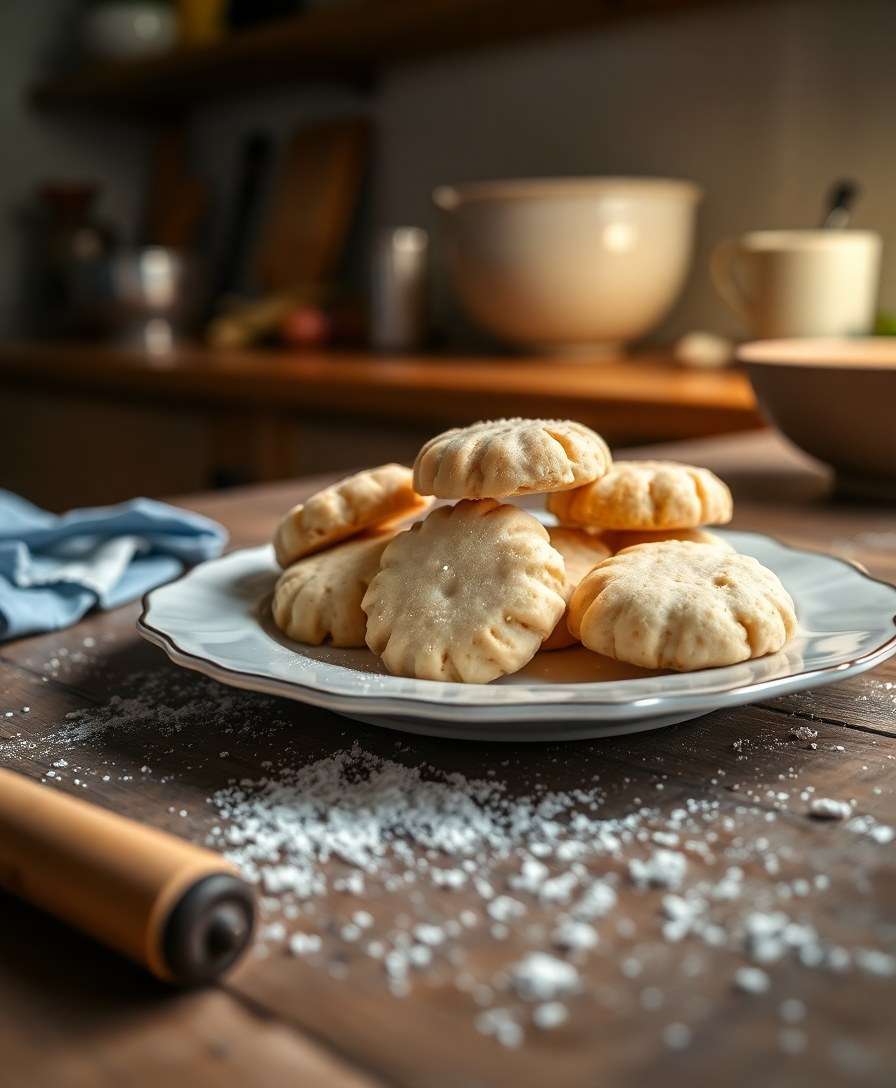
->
[[138, 531, 896, 742]]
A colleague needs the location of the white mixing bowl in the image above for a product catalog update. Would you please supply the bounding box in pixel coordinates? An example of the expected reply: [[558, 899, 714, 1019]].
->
[[434, 177, 701, 354]]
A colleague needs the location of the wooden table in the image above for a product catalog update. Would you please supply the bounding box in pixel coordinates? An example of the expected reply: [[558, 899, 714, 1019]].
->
[[1, 431, 894, 1088], [0, 342, 761, 509]]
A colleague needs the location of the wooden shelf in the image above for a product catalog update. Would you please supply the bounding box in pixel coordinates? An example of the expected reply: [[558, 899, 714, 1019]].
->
[[0, 339, 761, 506], [31, 0, 723, 116], [0, 340, 760, 442]]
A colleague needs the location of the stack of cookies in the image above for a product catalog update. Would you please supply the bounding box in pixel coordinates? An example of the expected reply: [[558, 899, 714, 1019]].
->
[[271, 418, 796, 682]]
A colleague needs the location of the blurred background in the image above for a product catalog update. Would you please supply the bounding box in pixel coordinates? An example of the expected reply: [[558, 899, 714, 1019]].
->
[[1, 0, 893, 509]]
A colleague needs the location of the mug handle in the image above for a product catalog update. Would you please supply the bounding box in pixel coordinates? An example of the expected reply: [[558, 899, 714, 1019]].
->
[[710, 238, 753, 325]]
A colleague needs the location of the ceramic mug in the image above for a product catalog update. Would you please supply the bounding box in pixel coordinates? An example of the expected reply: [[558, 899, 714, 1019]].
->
[[711, 229, 881, 339]]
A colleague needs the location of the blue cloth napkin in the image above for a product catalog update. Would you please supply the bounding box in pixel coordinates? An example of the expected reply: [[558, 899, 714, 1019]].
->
[[0, 490, 227, 640]]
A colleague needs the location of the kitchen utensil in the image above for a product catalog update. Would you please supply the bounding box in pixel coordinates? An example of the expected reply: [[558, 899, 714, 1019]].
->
[[739, 337, 896, 495], [820, 179, 860, 229], [711, 230, 881, 339], [255, 118, 368, 293], [370, 227, 429, 352], [138, 529, 896, 742], [214, 131, 273, 300], [81, 1, 177, 59], [32, 183, 117, 334], [433, 177, 700, 354], [67, 247, 205, 350], [0, 768, 254, 983]]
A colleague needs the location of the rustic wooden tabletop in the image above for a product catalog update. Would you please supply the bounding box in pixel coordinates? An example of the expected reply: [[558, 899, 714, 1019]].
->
[[1, 430, 894, 1088]]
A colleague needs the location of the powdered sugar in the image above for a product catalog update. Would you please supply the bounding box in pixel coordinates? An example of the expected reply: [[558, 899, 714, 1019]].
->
[[475, 1007, 523, 1049], [509, 953, 579, 1000], [809, 798, 853, 820], [201, 739, 895, 1050], [552, 918, 598, 952], [288, 931, 322, 956], [532, 1001, 568, 1030], [734, 965, 770, 993], [629, 849, 688, 890], [4, 663, 895, 1061]]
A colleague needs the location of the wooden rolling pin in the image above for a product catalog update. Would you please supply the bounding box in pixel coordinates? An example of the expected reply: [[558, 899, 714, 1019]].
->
[[0, 769, 255, 984]]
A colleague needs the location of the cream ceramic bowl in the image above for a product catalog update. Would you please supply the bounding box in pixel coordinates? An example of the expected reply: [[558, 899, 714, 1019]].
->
[[739, 338, 896, 493], [434, 177, 701, 353]]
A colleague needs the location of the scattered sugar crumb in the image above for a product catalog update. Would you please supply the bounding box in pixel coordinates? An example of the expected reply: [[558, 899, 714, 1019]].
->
[[662, 1022, 692, 1050], [809, 798, 853, 820], [779, 998, 806, 1023], [629, 849, 687, 890], [475, 1008, 523, 1049], [510, 953, 579, 1001], [553, 918, 598, 952], [533, 1001, 569, 1030], [288, 932, 322, 957], [734, 966, 771, 994]]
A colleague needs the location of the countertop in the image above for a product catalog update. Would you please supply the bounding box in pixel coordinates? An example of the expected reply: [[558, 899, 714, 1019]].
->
[[1, 430, 894, 1087]]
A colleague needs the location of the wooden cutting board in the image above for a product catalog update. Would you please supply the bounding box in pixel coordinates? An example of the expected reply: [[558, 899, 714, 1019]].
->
[[254, 117, 369, 293]]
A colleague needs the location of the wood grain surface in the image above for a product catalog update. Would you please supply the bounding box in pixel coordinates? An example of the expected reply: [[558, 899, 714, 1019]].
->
[[1, 431, 894, 1087]]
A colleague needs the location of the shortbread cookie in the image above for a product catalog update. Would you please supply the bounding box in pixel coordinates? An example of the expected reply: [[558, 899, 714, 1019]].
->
[[542, 527, 612, 651], [600, 528, 732, 553], [274, 464, 429, 567], [568, 542, 796, 671], [413, 418, 611, 499], [362, 500, 566, 682], [272, 529, 396, 647], [547, 460, 732, 531]]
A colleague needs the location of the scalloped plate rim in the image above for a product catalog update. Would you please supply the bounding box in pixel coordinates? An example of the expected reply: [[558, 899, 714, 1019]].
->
[[137, 531, 896, 736]]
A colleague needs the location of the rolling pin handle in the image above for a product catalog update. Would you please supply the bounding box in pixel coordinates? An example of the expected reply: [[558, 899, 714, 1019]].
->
[[162, 872, 255, 985]]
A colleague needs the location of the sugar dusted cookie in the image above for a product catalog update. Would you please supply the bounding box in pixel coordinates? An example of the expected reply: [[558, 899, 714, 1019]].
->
[[413, 418, 610, 499], [362, 499, 566, 682], [547, 460, 732, 531], [274, 464, 430, 567], [599, 527, 732, 553], [568, 541, 795, 671], [272, 529, 395, 647], [542, 527, 611, 651]]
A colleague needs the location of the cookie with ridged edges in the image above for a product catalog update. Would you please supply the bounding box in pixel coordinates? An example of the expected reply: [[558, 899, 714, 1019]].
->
[[362, 499, 566, 683], [274, 464, 430, 567], [548, 460, 732, 531], [599, 527, 732, 553], [413, 418, 610, 500], [542, 527, 611, 651], [272, 529, 396, 647], [568, 541, 796, 671]]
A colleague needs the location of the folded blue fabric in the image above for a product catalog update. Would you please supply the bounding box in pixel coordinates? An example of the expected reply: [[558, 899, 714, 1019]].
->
[[0, 490, 227, 640]]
